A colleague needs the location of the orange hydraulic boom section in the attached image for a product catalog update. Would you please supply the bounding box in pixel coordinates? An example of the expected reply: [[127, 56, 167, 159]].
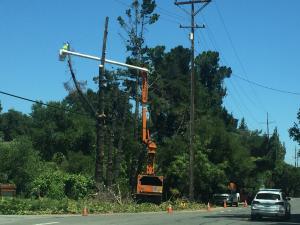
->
[[136, 71, 163, 201]]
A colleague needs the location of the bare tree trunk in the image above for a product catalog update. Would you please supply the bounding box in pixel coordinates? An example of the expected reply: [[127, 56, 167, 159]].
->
[[134, 75, 139, 141], [95, 17, 109, 187], [106, 129, 113, 187], [95, 119, 104, 185], [114, 123, 125, 181]]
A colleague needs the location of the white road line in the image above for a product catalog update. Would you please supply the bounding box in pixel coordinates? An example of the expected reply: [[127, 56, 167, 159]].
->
[[34, 222, 59, 225]]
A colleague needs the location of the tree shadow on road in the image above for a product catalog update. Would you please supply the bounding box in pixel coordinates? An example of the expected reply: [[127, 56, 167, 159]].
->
[[204, 213, 300, 224]]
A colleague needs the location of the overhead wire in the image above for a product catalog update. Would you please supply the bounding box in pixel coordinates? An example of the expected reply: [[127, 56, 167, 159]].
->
[[0, 90, 89, 116], [114, 0, 184, 25], [213, 1, 268, 114], [157, 1, 262, 127], [195, 31, 251, 122], [196, 16, 262, 126], [232, 74, 300, 96], [199, 9, 272, 127], [156, 5, 187, 21], [182, 5, 260, 127], [114, 1, 288, 127]]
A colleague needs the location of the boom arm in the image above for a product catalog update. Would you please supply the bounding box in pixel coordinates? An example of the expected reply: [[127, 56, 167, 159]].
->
[[58, 45, 162, 198], [141, 71, 157, 175]]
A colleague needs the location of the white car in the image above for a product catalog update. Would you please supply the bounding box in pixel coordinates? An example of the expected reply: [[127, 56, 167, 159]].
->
[[251, 189, 291, 220]]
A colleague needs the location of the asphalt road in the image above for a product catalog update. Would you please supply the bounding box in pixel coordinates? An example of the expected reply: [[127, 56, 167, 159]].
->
[[1, 198, 300, 225]]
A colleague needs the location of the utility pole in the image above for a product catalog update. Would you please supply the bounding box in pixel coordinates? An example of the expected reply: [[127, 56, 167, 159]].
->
[[59, 19, 149, 190], [59, 17, 150, 188], [260, 112, 275, 140], [175, 0, 211, 201], [95, 17, 109, 185], [266, 112, 275, 139]]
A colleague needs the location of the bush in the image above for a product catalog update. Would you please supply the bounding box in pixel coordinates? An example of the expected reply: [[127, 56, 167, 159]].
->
[[31, 169, 93, 200], [0, 137, 42, 195], [0, 198, 70, 214], [64, 174, 94, 200], [32, 170, 66, 200]]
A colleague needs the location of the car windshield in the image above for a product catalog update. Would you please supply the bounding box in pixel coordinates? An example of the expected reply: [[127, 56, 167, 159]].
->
[[256, 193, 281, 200]]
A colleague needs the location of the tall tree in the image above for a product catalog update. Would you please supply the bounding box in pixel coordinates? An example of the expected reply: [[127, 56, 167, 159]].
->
[[268, 128, 286, 163], [117, 0, 159, 191], [0, 109, 31, 141], [0, 137, 42, 194], [195, 51, 231, 113], [289, 108, 300, 144], [118, 0, 159, 140]]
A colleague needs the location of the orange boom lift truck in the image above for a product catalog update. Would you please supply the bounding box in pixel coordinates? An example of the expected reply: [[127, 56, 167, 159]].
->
[[136, 71, 163, 203], [59, 46, 163, 203]]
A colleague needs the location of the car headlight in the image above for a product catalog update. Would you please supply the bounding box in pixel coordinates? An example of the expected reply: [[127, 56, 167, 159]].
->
[[251, 201, 260, 209]]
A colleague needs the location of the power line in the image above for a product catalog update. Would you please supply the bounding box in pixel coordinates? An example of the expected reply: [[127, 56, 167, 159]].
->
[[198, 12, 267, 126], [195, 16, 262, 126], [226, 80, 262, 125], [194, 41, 260, 126], [232, 74, 300, 96], [213, 1, 268, 113], [156, 5, 187, 21], [0, 90, 89, 116], [114, 0, 182, 25]]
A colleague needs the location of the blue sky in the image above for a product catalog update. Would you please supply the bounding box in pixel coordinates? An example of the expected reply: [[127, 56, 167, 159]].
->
[[0, 0, 300, 165]]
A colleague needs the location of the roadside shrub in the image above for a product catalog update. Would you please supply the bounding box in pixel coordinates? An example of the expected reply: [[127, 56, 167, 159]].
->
[[0, 197, 207, 215], [64, 174, 94, 200], [32, 170, 66, 200], [31, 169, 93, 200], [0, 137, 42, 195]]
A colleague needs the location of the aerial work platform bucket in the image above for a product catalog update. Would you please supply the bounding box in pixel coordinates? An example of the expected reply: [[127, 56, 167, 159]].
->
[[136, 175, 163, 203]]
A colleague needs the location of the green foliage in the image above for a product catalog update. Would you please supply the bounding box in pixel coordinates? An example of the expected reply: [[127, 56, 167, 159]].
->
[[289, 109, 300, 143], [0, 109, 31, 141], [61, 151, 94, 175], [195, 51, 231, 111], [64, 174, 94, 200], [271, 163, 300, 196], [0, 198, 71, 214], [117, 0, 159, 58], [0, 137, 42, 194], [32, 169, 93, 200], [32, 169, 67, 200], [30, 101, 95, 160], [0, 197, 206, 215], [1, 42, 299, 206]]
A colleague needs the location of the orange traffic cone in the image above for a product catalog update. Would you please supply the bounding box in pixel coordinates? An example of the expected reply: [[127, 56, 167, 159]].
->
[[167, 204, 173, 214], [82, 206, 88, 216], [243, 200, 248, 207], [223, 200, 227, 208], [207, 202, 211, 211]]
